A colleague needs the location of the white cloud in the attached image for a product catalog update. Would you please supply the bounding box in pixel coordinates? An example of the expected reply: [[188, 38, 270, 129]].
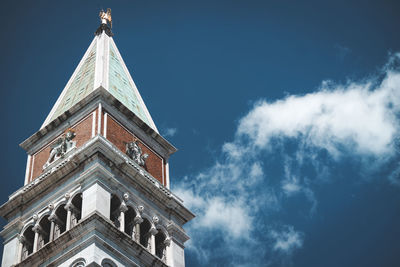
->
[[163, 127, 177, 137], [238, 73, 400, 157], [282, 160, 301, 195], [282, 178, 301, 195], [174, 187, 252, 239], [176, 54, 400, 265], [281, 165, 318, 214], [198, 197, 251, 238], [270, 226, 304, 253], [175, 160, 266, 240]]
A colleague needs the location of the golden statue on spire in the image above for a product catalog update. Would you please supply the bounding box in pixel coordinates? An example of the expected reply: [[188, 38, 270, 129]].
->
[[99, 8, 112, 29], [96, 8, 113, 36]]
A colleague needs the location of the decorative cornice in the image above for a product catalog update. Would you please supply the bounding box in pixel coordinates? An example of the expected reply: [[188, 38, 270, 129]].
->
[[20, 87, 176, 157], [1, 136, 194, 225], [167, 222, 190, 244]]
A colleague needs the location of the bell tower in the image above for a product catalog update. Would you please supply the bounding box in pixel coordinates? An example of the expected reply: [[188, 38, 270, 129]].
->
[[0, 10, 194, 267]]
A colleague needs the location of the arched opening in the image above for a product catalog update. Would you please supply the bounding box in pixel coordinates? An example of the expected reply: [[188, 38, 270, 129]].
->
[[70, 193, 82, 228], [20, 225, 34, 261], [155, 231, 167, 262], [70, 257, 86, 267], [53, 204, 67, 240], [101, 258, 117, 267], [37, 215, 51, 250], [110, 195, 121, 228], [139, 218, 151, 250], [124, 206, 136, 238]]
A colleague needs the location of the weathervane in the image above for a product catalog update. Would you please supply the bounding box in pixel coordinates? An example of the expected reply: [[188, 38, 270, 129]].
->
[[95, 8, 113, 36]]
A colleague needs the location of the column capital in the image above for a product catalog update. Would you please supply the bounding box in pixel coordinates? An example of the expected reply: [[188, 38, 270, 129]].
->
[[65, 202, 79, 213], [134, 215, 143, 224], [64, 202, 73, 211], [32, 224, 43, 234], [48, 213, 64, 226], [164, 237, 171, 247], [48, 213, 56, 222], [18, 234, 26, 244], [119, 201, 128, 213], [149, 226, 158, 236]]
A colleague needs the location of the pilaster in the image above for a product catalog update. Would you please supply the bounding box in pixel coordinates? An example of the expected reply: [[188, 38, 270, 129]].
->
[[82, 182, 111, 219], [1, 235, 19, 267]]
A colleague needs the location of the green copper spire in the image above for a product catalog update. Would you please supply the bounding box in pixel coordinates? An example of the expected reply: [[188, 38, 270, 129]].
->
[[42, 27, 157, 132], [49, 43, 97, 122]]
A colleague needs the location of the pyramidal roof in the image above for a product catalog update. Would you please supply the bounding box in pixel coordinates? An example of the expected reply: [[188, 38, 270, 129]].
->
[[41, 29, 158, 133]]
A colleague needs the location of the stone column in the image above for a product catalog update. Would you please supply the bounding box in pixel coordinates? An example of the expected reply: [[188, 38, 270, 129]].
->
[[65, 204, 72, 231], [48, 214, 59, 242], [134, 224, 140, 242], [49, 221, 55, 242], [32, 225, 41, 253], [17, 235, 25, 263], [149, 227, 157, 255], [150, 234, 156, 255], [150, 216, 159, 255], [49, 213, 65, 241], [164, 238, 171, 264], [69, 203, 80, 228], [64, 193, 72, 231], [119, 202, 128, 232], [133, 215, 143, 243], [48, 204, 55, 242]]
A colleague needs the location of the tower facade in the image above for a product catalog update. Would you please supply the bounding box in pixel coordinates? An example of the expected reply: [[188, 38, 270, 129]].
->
[[0, 12, 194, 267]]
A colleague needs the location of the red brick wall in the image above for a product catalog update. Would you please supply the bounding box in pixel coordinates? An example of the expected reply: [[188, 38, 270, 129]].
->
[[29, 112, 95, 183], [106, 115, 165, 185], [28, 108, 166, 186]]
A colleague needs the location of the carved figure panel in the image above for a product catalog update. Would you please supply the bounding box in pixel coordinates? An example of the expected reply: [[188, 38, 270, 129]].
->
[[125, 140, 149, 167], [106, 116, 165, 184], [43, 129, 76, 170]]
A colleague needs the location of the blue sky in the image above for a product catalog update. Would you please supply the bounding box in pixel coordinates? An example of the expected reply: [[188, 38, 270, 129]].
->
[[1, 1, 400, 266]]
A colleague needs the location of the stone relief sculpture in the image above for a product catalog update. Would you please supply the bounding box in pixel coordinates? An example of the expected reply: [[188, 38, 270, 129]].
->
[[43, 129, 76, 170], [125, 139, 149, 167]]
